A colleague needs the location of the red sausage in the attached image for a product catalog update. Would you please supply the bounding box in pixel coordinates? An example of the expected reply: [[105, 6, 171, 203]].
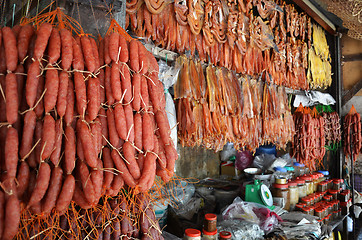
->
[[155, 110, 172, 146], [15, 64, 25, 112], [90, 159, 103, 203], [25, 60, 41, 108], [57, 70, 69, 117], [2, 194, 21, 240], [34, 75, 45, 118], [147, 72, 163, 111], [44, 68, 59, 113], [41, 115, 56, 160], [108, 174, 124, 197], [142, 112, 154, 152], [77, 160, 95, 204], [74, 72, 87, 117], [138, 152, 157, 192], [104, 34, 111, 65], [81, 36, 96, 72], [48, 28, 61, 64], [124, 104, 135, 143], [55, 174, 75, 213], [119, 34, 129, 63], [5, 127, 18, 179], [138, 41, 149, 74], [102, 147, 114, 192], [114, 103, 128, 141], [5, 73, 18, 124], [111, 62, 122, 101], [16, 161, 30, 199], [50, 119, 63, 166], [72, 38, 84, 70], [89, 37, 100, 71], [87, 77, 100, 121], [132, 73, 141, 111], [99, 108, 108, 146], [129, 40, 139, 72], [64, 79, 75, 126], [60, 29, 73, 70], [134, 113, 143, 151], [27, 162, 51, 207], [2, 27, 18, 72], [64, 125, 76, 174], [19, 113, 37, 160], [109, 32, 120, 62], [98, 68, 105, 105], [42, 166, 63, 214], [78, 120, 98, 168], [0, 191, 4, 238], [98, 38, 105, 66], [123, 141, 141, 179], [33, 23, 53, 60], [105, 66, 115, 105], [73, 181, 92, 209], [34, 120, 43, 164], [106, 108, 121, 148], [140, 75, 149, 110], [111, 149, 136, 187], [91, 118, 102, 155], [120, 64, 132, 103], [17, 24, 34, 62]]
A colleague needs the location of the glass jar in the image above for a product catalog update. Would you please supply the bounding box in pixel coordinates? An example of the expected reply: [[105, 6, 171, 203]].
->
[[317, 181, 328, 192], [294, 162, 305, 176], [275, 177, 288, 184], [332, 210, 338, 219], [204, 214, 217, 232], [327, 180, 333, 190], [300, 175, 313, 195], [325, 214, 331, 224], [184, 229, 201, 240], [296, 203, 305, 211], [274, 167, 291, 181], [314, 207, 324, 219], [332, 179, 343, 190], [338, 190, 351, 202], [301, 196, 311, 206], [312, 173, 319, 192], [303, 206, 314, 215], [202, 230, 218, 240], [323, 194, 332, 202], [341, 199, 352, 215], [318, 170, 330, 180], [219, 231, 232, 240], [328, 189, 338, 200], [337, 209, 342, 218], [288, 181, 299, 211], [295, 179, 307, 199], [272, 183, 290, 210], [332, 200, 340, 211]]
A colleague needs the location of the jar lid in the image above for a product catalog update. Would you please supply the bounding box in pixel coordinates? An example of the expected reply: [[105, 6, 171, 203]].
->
[[202, 229, 218, 236], [311, 173, 319, 179], [185, 228, 201, 237], [300, 175, 312, 181], [273, 183, 289, 189], [328, 189, 338, 194], [275, 178, 288, 184], [333, 179, 343, 183], [301, 196, 310, 202], [332, 210, 338, 213], [340, 190, 350, 196], [296, 203, 306, 208], [323, 194, 332, 199], [305, 206, 315, 211], [318, 181, 327, 186], [219, 231, 232, 239], [294, 162, 305, 167], [327, 179, 333, 183], [295, 179, 305, 184], [318, 170, 329, 176], [285, 166, 295, 171], [315, 207, 324, 213], [288, 181, 298, 187], [205, 213, 217, 221], [274, 167, 287, 173]]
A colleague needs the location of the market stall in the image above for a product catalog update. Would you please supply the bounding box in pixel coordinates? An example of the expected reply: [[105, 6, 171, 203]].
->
[[0, 0, 360, 239]]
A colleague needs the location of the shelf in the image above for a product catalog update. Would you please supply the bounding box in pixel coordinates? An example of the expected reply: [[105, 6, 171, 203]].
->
[[329, 214, 348, 230]]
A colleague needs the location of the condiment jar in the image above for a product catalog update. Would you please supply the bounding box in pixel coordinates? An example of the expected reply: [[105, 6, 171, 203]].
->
[[293, 162, 305, 176], [326, 180, 333, 190], [300, 175, 313, 195], [303, 206, 315, 215], [318, 170, 330, 180], [317, 181, 328, 192], [296, 203, 305, 211], [341, 199, 352, 215], [203, 214, 217, 233], [328, 189, 338, 200], [272, 183, 290, 210], [295, 179, 307, 199], [314, 207, 324, 219], [337, 209, 342, 218], [323, 195, 332, 202], [338, 190, 351, 202], [332, 179, 343, 190], [274, 167, 290, 182], [219, 231, 232, 240], [331, 199, 340, 211], [184, 229, 201, 240], [332, 210, 338, 219], [202, 229, 218, 240], [301, 196, 312, 206], [288, 181, 299, 211], [312, 173, 319, 192]]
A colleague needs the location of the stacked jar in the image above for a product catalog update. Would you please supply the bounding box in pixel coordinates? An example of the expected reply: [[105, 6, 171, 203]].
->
[[184, 229, 202, 240], [203, 214, 217, 240], [272, 183, 290, 210]]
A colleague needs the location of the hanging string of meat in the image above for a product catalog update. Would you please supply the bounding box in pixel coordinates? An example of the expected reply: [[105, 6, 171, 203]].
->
[[343, 105, 361, 161], [320, 109, 341, 151], [291, 105, 326, 171], [126, 0, 318, 90], [175, 56, 295, 152]]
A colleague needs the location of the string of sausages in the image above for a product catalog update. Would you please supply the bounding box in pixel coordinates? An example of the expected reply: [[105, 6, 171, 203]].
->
[[321, 111, 341, 150], [0, 23, 176, 240], [291, 105, 325, 171], [343, 105, 361, 161]]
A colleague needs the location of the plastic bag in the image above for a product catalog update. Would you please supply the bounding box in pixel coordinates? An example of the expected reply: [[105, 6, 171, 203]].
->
[[220, 142, 237, 162], [235, 150, 253, 170], [222, 197, 280, 232], [252, 154, 276, 171], [158, 60, 179, 152]]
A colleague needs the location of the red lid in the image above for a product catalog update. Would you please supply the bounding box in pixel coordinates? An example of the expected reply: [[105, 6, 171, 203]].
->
[[329, 189, 338, 194], [273, 183, 289, 189], [202, 229, 218, 236], [333, 179, 343, 184], [327, 179, 333, 183], [219, 231, 232, 239], [301, 196, 311, 202], [304, 206, 315, 211], [332, 210, 338, 213], [288, 181, 298, 187], [340, 190, 350, 196], [296, 203, 306, 208], [300, 175, 312, 181], [185, 229, 201, 237], [311, 173, 319, 180], [295, 179, 305, 184], [205, 213, 217, 221], [318, 181, 327, 186], [315, 207, 323, 213], [317, 173, 324, 178], [323, 194, 332, 200]]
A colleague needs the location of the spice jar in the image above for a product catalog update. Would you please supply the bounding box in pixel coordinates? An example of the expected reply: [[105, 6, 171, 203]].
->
[[184, 229, 201, 240], [301, 196, 311, 206], [296, 203, 305, 211], [326, 214, 332, 223], [317, 181, 328, 192], [338, 190, 351, 202], [293, 162, 306, 176], [323, 195, 332, 202], [312, 173, 319, 192], [295, 179, 307, 199], [315, 207, 324, 219], [328, 189, 338, 200], [288, 181, 299, 211], [300, 175, 314, 195], [202, 229, 218, 240], [275, 177, 288, 184], [331, 200, 340, 211], [318, 170, 330, 180], [341, 199, 352, 215], [203, 214, 217, 233], [219, 231, 232, 240], [272, 183, 290, 210], [337, 209, 342, 218], [303, 206, 315, 215], [327, 179, 333, 190], [332, 179, 343, 190]]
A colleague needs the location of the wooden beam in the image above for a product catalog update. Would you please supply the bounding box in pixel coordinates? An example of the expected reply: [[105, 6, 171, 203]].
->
[[342, 79, 362, 105], [292, 0, 336, 35], [342, 53, 362, 62]]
